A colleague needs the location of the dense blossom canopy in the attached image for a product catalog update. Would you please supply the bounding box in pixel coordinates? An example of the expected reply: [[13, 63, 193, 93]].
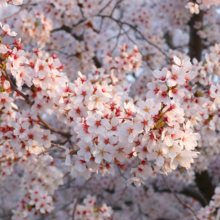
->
[[1, 0, 220, 219]]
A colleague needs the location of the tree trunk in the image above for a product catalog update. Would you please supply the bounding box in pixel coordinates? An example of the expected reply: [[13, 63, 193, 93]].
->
[[188, 3, 215, 203], [188, 5, 203, 61]]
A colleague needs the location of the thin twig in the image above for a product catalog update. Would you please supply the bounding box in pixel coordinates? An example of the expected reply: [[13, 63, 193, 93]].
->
[[37, 114, 71, 137], [162, 175, 200, 220], [1, 69, 71, 138], [110, 0, 123, 17], [53, 138, 70, 146], [99, 0, 113, 14], [191, 185, 208, 206], [0, 0, 32, 22], [51, 143, 66, 151], [120, 26, 153, 70], [111, 26, 122, 53], [12, 107, 45, 126], [97, 14, 170, 60], [72, 173, 95, 220], [117, 165, 127, 181], [77, 0, 85, 19], [2, 70, 33, 105]]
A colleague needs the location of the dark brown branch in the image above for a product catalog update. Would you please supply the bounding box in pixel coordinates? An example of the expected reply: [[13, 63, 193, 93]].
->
[[110, 0, 123, 17], [98, 0, 113, 14], [92, 56, 102, 68], [195, 171, 215, 203], [1, 69, 71, 138], [50, 143, 66, 150], [37, 114, 71, 137], [188, 2, 203, 61], [3, 70, 33, 105], [188, 4, 215, 203], [52, 14, 170, 61], [77, 0, 85, 19]]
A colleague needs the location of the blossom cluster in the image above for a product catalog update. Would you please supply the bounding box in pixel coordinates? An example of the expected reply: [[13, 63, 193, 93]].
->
[[1, 0, 220, 219], [197, 184, 220, 219], [0, 20, 202, 218], [72, 195, 112, 220], [0, 0, 22, 7], [59, 55, 202, 188], [186, 0, 220, 14]]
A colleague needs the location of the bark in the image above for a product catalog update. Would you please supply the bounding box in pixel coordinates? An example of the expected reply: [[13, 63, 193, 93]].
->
[[188, 7, 203, 61], [195, 171, 215, 203], [188, 3, 215, 203]]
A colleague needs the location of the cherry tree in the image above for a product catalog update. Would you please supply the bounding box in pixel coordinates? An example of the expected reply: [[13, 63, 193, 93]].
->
[[0, 0, 220, 219]]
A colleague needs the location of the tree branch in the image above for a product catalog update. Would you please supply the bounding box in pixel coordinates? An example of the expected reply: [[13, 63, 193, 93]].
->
[[0, 0, 32, 22], [97, 14, 170, 60], [72, 173, 95, 220], [162, 175, 200, 220], [188, 1, 203, 61], [37, 114, 71, 138], [1, 69, 71, 138]]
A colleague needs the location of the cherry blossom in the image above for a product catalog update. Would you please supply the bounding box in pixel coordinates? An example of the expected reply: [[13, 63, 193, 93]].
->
[[0, 0, 220, 219]]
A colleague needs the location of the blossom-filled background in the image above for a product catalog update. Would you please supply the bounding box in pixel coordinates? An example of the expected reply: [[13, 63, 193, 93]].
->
[[0, 0, 220, 219]]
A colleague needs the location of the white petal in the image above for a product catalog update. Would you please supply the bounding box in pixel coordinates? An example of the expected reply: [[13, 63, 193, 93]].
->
[[0, 45, 8, 54]]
